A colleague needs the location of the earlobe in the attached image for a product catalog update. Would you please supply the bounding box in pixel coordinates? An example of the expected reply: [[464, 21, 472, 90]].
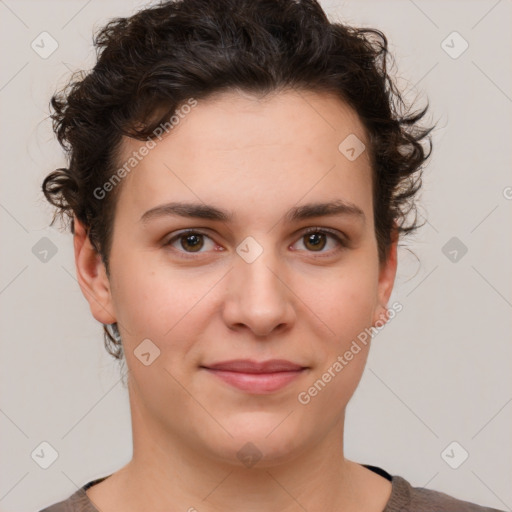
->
[[73, 216, 116, 325]]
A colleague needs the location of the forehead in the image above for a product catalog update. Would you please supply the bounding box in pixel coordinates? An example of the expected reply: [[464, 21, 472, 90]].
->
[[152, 88, 368, 155], [114, 89, 373, 227]]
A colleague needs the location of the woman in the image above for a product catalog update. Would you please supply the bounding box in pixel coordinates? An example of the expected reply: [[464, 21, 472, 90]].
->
[[39, 0, 504, 510]]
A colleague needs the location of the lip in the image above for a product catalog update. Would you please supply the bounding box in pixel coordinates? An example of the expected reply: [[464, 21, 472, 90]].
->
[[204, 359, 305, 373], [201, 359, 308, 394]]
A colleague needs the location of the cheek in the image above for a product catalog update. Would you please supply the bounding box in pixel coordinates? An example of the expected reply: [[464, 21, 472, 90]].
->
[[297, 260, 378, 339], [294, 258, 378, 403], [112, 264, 207, 414], [110, 255, 217, 339], [297, 284, 374, 415]]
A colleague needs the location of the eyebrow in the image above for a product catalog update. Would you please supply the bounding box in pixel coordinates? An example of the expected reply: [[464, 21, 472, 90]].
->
[[140, 199, 365, 224]]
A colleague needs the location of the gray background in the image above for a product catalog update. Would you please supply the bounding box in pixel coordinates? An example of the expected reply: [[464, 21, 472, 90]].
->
[[1, 0, 511, 510]]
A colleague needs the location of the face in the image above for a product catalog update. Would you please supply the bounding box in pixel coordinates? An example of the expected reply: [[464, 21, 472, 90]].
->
[[75, 89, 397, 468]]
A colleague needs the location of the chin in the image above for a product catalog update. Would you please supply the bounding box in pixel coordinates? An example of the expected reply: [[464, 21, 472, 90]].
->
[[203, 419, 309, 469]]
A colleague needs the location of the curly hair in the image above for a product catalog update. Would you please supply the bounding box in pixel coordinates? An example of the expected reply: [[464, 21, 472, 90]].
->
[[42, 0, 433, 360]]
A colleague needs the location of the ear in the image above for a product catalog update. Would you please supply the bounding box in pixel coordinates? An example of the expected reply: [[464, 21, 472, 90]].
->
[[73, 216, 116, 325], [372, 223, 398, 326]]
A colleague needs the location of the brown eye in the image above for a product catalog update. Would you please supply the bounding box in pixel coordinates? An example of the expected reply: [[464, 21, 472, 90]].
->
[[303, 232, 327, 251], [180, 233, 204, 252], [292, 228, 346, 255], [164, 230, 217, 256]]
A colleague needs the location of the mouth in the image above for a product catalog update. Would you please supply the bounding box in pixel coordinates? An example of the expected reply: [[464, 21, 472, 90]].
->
[[200, 359, 308, 394]]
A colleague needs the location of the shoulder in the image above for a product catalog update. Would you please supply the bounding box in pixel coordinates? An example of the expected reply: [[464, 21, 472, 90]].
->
[[37, 490, 93, 512], [37, 478, 104, 512], [37, 469, 506, 512], [387, 474, 506, 512]]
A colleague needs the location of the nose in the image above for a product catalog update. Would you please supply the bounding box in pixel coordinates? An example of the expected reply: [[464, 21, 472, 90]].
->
[[221, 246, 296, 337]]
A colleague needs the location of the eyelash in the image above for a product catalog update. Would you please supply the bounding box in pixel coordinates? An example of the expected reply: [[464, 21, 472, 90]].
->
[[163, 227, 348, 259]]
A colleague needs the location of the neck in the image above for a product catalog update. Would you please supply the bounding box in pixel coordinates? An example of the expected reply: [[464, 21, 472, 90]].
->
[[108, 393, 363, 512], [86, 373, 395, 512]]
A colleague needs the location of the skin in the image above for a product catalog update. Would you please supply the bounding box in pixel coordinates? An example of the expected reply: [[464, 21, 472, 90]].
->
[[74, 88, 397, 512]]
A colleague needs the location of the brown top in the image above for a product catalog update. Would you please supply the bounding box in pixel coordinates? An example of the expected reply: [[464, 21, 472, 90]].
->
[[38, 465, 505, 512]]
